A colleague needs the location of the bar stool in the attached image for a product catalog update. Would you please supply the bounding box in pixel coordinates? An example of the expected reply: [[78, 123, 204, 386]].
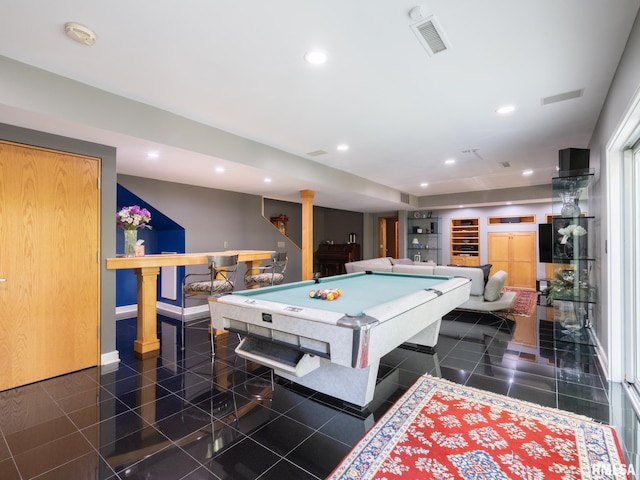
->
[[244, 252, 287, 288], [181, 254, 238, 351]]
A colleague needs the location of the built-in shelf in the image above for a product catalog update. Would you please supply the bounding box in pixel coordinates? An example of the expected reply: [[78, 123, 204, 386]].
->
[[450, 217, 480, 266], [407, 213, 441, 264]]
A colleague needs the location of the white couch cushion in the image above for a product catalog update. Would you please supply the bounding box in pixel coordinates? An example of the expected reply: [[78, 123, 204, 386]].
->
[[391, 264, 435, 275], [344, 257, 393, 273], [389, 257, 414, 265], [484, 270, 507, 301], [434, 266, 485, 297]]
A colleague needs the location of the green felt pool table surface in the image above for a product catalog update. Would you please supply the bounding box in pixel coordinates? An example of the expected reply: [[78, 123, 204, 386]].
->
[[233, 271, 453, 317]]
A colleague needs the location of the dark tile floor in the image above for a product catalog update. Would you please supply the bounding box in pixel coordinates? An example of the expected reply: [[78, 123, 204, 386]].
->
[[1, 306, 638, 479]]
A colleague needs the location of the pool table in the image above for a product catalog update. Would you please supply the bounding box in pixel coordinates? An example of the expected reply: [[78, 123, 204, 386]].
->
[[209, 271, 471, 407]]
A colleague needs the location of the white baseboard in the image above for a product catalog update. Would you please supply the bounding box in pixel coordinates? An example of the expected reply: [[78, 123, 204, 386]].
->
[[115, 304, 138, 320], [593, 329, 609, 379], [115, 302, 209, 322], [101, 350, 120, 366]]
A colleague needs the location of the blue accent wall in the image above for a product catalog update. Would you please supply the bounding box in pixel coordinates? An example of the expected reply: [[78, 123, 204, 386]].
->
[[116, 184, 185, 307]]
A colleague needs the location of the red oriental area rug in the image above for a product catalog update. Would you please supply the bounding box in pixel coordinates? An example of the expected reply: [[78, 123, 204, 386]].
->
[[503, 287, 538, 317], [327, 376, 630, 480]]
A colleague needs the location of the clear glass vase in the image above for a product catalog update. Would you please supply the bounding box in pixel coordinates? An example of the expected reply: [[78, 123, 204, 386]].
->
[[555, 300, 583, 332], [124, 229, 137, 257], [560, 190, 581, 217]]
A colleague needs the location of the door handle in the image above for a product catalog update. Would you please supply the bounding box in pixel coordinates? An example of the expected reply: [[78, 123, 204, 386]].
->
[[0, 278, 6, 282]]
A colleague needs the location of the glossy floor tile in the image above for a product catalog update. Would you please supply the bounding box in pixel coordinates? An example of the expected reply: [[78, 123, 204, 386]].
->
[[0, 307, 638, 479]]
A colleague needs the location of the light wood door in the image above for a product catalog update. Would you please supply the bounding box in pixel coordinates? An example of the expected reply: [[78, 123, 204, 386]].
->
[[488, 232, 536, 288], [0, 141, 100, 391], [378, 217, 387, 258]]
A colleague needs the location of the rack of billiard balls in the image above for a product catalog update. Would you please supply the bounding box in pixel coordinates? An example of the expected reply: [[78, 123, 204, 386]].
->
[[309, 288, 342, 301]]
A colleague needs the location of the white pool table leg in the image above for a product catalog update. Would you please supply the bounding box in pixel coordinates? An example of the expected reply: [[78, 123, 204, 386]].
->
[[276, 357, 381, 408], [406, 317, 442, 347]]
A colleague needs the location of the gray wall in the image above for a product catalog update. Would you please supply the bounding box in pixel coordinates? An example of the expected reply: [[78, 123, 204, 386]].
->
[[118, 176, 365, 285], [588, 12, 640, 369], [264, 198, 364, 250], [118, 175, 301, 284], [0, 123, 118, 359], [313, 206, 364, 249]]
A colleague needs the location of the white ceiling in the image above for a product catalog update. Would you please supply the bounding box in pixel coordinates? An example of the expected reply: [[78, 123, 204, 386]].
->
[[1, 0, 638, 212]]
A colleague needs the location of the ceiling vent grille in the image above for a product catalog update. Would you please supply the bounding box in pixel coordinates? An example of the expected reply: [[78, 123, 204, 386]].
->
[[400, 192, 410, 204], [411, 15, 449, 55], [541, 89, 584, 105], [306, 150, 328, 157]]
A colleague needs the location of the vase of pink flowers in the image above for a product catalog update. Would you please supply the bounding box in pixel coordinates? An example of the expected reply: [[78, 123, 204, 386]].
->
[[116, 205, 152, 257]]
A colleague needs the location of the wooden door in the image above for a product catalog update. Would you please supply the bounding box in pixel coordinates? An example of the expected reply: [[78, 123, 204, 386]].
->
[[509, 232, 536, 288], [488, 232, 536, 288], [378, 216, 399, 258], [378, 217, 387, 258], [0, 141, 100, 391], [487, 233, 510, 274]]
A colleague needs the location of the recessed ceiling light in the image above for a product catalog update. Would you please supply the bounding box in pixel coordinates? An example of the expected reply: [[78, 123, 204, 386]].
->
[[445, 159, 455, 165], [420, 182, 429, 188], [215, 166, 225, 173], [304, 50, 328, 65], [264, 177, 272, 183], [522, 169, 533, 176], [147, 152, 159, 159], [337, 144, 349, 152], [497, 105, 515, 114]]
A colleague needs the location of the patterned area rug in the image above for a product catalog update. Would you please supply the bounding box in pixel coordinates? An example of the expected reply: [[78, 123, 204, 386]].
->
[[328, 376, 629, 480], [503, 287, 537, 317]]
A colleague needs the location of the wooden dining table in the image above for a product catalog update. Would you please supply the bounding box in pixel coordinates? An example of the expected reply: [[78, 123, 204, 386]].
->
[[106, 250, 275, 357]]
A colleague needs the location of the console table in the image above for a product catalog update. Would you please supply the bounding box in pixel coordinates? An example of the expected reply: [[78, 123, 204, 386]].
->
[[106, 250, 274, 357]]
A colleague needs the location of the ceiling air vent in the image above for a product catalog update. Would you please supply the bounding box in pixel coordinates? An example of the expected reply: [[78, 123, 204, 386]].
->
[[411, 15, 449, 55], [307, 150, 328, 157], [500, 161, 511, 168], [400, 192, 410, 204], [541, 89, 584, 105]]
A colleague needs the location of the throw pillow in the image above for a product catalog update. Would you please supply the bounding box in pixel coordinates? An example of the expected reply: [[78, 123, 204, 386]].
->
[[484, 270, 507, 302]]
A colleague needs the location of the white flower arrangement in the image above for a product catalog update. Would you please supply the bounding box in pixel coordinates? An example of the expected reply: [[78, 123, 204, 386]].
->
[[558, 224, 586, 244]]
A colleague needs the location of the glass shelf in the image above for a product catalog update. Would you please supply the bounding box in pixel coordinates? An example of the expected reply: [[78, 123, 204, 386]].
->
[[550, 172, 596, 334], [407, 214, 441, 263]]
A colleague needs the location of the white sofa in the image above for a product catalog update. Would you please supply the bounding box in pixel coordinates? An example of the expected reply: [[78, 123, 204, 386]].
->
[[344, 257, 516, 313]]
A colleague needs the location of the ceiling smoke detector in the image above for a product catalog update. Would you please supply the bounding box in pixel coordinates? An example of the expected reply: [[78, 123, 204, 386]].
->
[[64, 22, 97, 46], [409, 6, 425, 21]]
